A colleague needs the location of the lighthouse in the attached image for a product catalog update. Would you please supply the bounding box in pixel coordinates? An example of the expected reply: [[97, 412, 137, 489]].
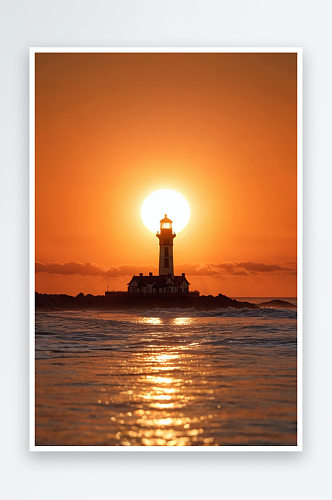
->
[[156, 214, 176, 276], [127, 213, 196, 295]]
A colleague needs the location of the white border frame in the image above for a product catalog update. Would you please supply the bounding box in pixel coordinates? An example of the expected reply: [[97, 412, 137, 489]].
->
[[29, 47, 303, 452]]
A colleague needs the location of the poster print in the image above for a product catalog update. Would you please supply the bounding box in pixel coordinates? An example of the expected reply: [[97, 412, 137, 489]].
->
[[30, 48, 302, 450]]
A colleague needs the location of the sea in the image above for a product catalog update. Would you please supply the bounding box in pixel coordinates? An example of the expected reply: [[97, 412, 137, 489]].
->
[[35, 297, 297, 447]]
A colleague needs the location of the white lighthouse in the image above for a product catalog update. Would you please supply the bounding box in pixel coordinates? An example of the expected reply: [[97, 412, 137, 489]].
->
[[156, 214, 176, 276]]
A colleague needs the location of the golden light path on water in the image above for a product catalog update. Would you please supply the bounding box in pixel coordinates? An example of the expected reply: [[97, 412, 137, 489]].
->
[[114, 320, 208, 446], [35, 310, 297, 447]]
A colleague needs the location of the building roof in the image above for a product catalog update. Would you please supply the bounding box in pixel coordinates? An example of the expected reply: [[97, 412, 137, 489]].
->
[[160, 213, 173, 223], [128, 274, 190, 287]]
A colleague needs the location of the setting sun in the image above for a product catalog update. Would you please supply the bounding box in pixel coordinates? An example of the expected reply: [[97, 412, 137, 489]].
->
[[141, 189, 191, 234]]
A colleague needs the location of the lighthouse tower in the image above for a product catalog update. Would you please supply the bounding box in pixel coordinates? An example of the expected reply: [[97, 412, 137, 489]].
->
[[156, 214, 176, 276], [127, 212, 195, 295]]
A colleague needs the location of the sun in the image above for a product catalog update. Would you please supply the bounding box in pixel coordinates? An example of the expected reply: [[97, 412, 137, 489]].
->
[[141, 189, 191, 234]]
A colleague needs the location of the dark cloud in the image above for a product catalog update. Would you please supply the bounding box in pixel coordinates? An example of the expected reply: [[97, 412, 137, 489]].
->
[[36, 260, 296, 278], [180, 261, 296, 276], [35, 261, 159, 277]]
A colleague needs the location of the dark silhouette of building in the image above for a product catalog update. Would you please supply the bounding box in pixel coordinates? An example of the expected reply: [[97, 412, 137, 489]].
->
[[127, 272, 190, 294]]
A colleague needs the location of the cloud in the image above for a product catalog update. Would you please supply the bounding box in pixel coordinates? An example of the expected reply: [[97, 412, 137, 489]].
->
[[36, 260, 297, 278], [35, 261, 159, 278], [179, 261, 296, 277]]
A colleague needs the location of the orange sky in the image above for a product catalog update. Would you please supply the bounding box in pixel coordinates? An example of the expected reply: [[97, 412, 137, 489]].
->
[[35, 52, 297, 297]]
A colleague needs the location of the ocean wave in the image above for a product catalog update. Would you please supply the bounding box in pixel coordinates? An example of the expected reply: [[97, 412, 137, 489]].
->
[[125, 306, 297, 320]]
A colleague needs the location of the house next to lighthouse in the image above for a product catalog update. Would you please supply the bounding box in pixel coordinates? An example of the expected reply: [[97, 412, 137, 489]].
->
[[127, 214, 195, 295]]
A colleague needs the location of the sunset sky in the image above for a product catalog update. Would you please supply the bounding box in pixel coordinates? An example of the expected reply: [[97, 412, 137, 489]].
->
[[35, 52, 297, 297]]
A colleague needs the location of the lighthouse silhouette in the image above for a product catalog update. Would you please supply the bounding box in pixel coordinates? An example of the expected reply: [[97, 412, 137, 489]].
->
[[127, 213, 195, 295], [156, 214, 176, 276]]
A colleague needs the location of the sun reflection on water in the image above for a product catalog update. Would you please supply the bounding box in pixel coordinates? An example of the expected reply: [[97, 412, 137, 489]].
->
[[172, 317, 192, 325], [111, 338, 218, 444], [154, 353, 179, 363], [146, 376, 174, 384], [138, 317, 162, 325]]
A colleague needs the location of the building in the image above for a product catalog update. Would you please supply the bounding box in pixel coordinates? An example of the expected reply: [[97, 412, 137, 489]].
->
[[127, 214, 197, 295], [128, 272, 190, 294], [156, 214, 176, 276]]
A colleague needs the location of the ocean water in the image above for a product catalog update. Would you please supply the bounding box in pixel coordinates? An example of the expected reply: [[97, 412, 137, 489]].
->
[[35, 299, 297, 447]]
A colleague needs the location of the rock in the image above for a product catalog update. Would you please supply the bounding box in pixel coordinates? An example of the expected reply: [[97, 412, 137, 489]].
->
[[258, 299, 296, 309], [35, 292, 261, 312]]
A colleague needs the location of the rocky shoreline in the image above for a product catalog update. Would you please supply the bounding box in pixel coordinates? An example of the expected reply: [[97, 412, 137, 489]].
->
[[35, 292, 296, 312]]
